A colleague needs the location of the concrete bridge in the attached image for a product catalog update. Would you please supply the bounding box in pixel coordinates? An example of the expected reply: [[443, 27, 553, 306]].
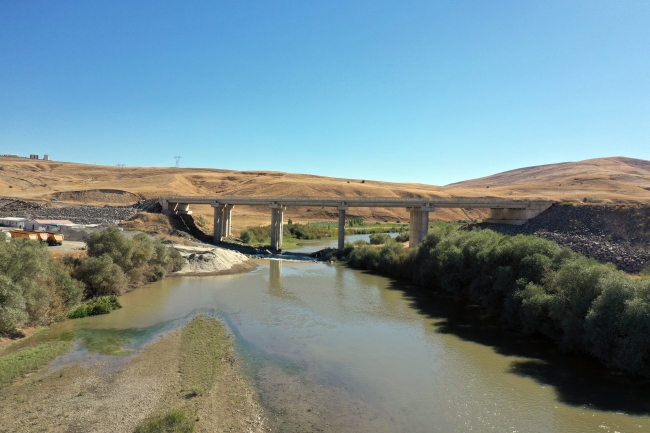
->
[[159, 196, 552, 250]]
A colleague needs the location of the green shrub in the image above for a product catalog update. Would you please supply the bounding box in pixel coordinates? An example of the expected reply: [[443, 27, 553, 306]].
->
[[75, 255, 127, 296], [395, 232, 409, 243], [240, 230, 253, 243], [0, 238, 85, 333], [84, 228, 184, 288], [87, 227, 135, 270], [68, 296, 122, 319], [369, 233, 393, 245], [0, 275, 28, 335], [348, 245, 381, 270]]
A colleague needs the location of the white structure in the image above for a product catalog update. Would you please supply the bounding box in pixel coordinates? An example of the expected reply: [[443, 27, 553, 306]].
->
[[43, 154, 50, 161], [24, 219, 74, 232], [0, 217, 27, 228]]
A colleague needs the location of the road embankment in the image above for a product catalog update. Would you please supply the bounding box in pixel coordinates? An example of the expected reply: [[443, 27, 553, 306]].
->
[[483, 204, 650, 273]]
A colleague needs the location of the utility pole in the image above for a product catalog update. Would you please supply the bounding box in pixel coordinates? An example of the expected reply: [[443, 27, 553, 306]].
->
[[174, 156, 181, 168], [117, 163, 125, 178]]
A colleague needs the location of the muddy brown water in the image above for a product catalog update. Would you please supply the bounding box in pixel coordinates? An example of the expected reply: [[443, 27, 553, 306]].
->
[[7, 259, 650, 432]]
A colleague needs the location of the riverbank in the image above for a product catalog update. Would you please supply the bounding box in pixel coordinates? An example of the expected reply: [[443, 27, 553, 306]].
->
[[322, 227, 650, 376], [0, 316, 266, 433]]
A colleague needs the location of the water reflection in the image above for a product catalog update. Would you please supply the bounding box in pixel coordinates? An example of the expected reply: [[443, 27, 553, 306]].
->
[[385, 278, 650, 416]]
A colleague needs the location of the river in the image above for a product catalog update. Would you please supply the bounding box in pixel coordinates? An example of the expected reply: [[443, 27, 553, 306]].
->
[[16, 253, 650, 433]]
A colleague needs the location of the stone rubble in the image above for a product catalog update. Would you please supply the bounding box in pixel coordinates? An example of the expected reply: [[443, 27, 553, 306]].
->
[[484, 204, 650, 273]]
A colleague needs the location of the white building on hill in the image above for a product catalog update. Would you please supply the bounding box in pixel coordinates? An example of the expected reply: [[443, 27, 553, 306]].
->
[[24, 219, 74, 232], [0, 217, 27, 228]]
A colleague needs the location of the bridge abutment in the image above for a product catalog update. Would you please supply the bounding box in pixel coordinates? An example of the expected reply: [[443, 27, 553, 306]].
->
[[485, 202, 552, 225]]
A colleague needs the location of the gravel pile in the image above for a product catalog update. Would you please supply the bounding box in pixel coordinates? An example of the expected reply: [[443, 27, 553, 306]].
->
[[0, 197, 139, 224], [0, 198, 45, 214], [29, 206, 138, 225], [484, 204, 650, 273]]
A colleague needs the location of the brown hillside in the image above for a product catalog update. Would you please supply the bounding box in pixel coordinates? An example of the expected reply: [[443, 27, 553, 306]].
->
[[1, 156, 649, 227], [446, 157, 650, 203], [0, 157, 478, 223]]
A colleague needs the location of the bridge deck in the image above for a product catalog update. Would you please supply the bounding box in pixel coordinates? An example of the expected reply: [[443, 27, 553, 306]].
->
[[160, 196, 551, 209]]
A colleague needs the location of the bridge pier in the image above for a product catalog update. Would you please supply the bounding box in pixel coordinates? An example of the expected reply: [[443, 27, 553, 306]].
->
[[338, 205, 348, 250], [212, 204, 234, 243], [270, 204, 286, 250], [222, 205, 233, 238], [212, 204, 224, 243], [408, 207, 430, 248]]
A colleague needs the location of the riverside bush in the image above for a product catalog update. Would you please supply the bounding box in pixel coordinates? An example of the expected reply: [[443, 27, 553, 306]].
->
[[369, 233, 393, 245], [339, 226, 650, 375], [68, 296, 122, 319], [0, 239, 85, 334], [75, 255, 127, 296], [0, 229, 184, 335], [395, 232, 409, 243], [78, 228, 184, 292]]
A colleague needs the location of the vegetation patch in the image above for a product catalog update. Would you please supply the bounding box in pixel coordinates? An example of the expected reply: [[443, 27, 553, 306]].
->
[[179, 316, 228, 397], [76, 325, 162, 355], [0, 228, 184, 338], [68, 295, 122, 319], [0, 340, 73, 386], [134, 408, 195, 433]]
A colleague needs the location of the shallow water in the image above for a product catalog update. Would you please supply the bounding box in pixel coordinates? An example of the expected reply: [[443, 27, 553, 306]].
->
[[10, 260, 650, 432]]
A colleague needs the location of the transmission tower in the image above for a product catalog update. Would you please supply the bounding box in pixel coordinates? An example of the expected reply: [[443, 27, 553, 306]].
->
[[117, 163, 125, 178], [174, 156, 181, 168]]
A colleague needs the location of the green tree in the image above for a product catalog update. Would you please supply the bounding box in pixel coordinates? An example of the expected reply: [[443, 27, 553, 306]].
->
[[76, 255, 127, 296]]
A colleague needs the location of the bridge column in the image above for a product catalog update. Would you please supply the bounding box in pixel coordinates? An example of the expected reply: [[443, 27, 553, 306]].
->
[[408, 208, 430, 248], [270, 204, 285, 250], [212, 204, 225, 243], [337, 205, 348, 250], [221, 205, 234, 239]]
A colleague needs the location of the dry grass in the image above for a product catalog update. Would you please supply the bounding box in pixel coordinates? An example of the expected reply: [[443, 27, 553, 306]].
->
[[120, 212, 176, 232], [1, 156, 649, 225], [48, 249, 87, 260]]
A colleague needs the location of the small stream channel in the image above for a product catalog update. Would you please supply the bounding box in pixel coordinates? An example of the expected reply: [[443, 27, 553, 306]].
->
[[6, 234, 650, 432]]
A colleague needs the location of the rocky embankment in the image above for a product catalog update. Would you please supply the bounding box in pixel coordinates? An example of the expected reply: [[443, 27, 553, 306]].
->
[[484, 204, 650, 273]]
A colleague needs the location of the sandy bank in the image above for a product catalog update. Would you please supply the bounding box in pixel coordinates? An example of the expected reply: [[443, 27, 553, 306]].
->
[[173, 244, 257, 276], [0, 318, 267, 433]]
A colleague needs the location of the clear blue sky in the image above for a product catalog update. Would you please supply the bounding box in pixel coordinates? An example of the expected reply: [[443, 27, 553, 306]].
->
[[1, 1, 648, 185]]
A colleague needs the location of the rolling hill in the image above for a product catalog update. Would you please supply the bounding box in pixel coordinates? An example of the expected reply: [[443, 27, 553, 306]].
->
[[1, 156, 649, 226]]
